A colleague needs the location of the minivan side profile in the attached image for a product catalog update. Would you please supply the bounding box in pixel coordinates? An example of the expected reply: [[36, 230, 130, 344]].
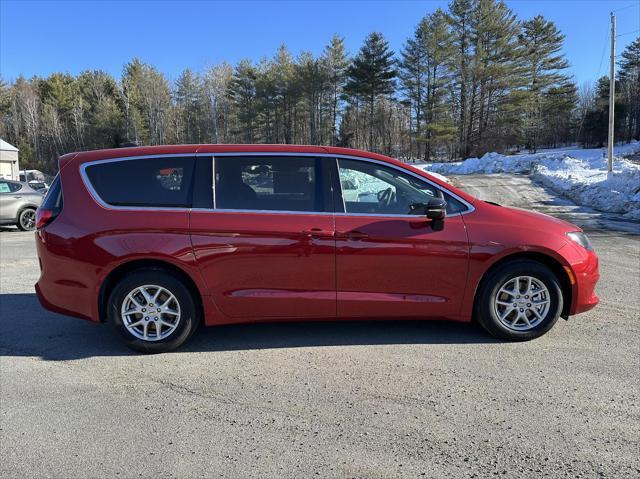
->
[[35, 145, 600, 352]]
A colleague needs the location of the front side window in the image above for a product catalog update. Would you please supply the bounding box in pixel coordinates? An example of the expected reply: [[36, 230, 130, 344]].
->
[[215, 156, 328, 212], [337, 159, 466, 215], [85, 156, 195, 207]]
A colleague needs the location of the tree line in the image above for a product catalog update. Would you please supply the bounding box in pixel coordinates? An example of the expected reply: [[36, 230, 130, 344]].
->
[[0, 0, 638, 174]]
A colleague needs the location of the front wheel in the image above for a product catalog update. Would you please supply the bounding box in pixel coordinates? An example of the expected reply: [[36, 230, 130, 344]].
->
[[107, 269, 199, 353], [475, 260, 563, 341], [17, 208, 36, 231]]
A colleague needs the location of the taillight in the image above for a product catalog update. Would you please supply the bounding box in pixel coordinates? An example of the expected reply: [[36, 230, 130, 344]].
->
[[35, 208, 57, 229]]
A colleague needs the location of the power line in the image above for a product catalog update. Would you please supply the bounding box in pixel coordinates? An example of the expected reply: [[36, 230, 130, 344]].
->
[[611, 3, 639, 13], [616, 30, 640, 38]]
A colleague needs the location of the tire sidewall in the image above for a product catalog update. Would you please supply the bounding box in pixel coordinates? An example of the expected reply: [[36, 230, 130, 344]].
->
[[108, 270, 198, 353], [477, 261, 563, 341]]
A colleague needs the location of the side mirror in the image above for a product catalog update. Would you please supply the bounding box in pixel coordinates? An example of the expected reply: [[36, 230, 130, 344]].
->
[[409, 198, 447, 231]]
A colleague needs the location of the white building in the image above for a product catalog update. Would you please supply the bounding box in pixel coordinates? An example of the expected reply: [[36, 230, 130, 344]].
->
[[0, 139, 19, 180]]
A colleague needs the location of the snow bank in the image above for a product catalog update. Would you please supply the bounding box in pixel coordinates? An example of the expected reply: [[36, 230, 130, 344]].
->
[[415, 142, 640, 220]]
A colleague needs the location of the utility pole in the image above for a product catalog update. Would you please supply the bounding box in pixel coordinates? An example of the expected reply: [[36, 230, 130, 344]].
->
[[608, 12, 616, 173]]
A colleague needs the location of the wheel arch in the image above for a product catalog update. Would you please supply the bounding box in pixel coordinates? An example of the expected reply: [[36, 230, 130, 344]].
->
[[98, 258, 204, 323], [16, 203, 39, 219], [473, 251, 573, 319]]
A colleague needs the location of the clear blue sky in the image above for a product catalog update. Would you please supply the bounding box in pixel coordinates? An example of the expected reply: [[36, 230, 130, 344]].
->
[[1, 0, 639, 85]]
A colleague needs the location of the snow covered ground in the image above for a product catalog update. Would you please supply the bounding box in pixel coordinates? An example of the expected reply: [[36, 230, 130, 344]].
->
[[416, 142, 640, 221]]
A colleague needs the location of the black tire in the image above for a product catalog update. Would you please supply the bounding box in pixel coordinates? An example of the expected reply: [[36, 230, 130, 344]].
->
[[475, 260, 563, 341], [17, 207, 37, 231], [107, 269, 199, 353]]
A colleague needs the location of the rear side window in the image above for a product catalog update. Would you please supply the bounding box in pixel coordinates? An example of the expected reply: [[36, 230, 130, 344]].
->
[[85, 156, 195, 207], [0, 181, 22, 193], [214, 156, 329, 212], [42, 174, 63, 211]]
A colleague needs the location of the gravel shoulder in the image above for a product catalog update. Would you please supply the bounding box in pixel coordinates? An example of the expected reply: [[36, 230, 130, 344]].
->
[[1, 177, 639, 478]]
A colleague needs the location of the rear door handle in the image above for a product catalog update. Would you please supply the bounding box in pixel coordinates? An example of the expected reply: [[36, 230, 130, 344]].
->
[[302, 228, 335, 238], [12, 196, 22, 199]]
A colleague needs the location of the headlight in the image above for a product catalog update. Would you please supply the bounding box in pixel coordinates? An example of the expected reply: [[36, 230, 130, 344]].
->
[[566, 231, 593, 251]]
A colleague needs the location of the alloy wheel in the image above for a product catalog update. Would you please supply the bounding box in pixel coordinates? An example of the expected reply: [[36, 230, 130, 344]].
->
[[20, 209, 36, 230], [120, 285, 181, 341], [493, 276, 550, 331]]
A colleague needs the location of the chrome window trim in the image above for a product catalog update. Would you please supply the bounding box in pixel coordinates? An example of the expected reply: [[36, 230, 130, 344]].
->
[[207, 152, 475, 218], [79, 151, 475, 217], [210, 153, 331, 215]]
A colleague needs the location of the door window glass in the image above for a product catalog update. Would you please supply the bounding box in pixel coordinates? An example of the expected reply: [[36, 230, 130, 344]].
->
[[337, 159, 466, 215], [215, 156, 327, 212]]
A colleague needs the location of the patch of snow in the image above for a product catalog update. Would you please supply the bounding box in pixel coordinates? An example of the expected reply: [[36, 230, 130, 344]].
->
[[414, 142, 640, 220]]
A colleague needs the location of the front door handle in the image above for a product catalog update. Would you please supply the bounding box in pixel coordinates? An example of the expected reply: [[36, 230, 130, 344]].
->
[[302, 228, 335, 238]]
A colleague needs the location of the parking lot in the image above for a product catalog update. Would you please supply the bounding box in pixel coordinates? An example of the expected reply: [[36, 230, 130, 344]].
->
[[1, 175, 639, 478]]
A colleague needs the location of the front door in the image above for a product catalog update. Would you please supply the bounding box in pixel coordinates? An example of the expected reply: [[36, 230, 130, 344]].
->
[[333, 158, 470, 319], [190, 155, 336, 319]]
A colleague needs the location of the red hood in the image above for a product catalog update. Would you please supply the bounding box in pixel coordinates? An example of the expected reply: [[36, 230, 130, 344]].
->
[[480, 202, 580, 234]]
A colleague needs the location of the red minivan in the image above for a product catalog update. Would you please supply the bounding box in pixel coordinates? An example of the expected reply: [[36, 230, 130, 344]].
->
[[35, 145, 599, 352]]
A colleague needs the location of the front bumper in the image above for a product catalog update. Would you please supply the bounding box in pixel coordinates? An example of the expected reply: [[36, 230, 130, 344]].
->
[[569, 249, 600, 315]]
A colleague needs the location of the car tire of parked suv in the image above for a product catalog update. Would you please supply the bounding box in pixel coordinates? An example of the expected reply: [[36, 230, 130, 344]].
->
[[17, 207, 37, 231], [107, 269, 199, 353], [475, 260, 563, 341]]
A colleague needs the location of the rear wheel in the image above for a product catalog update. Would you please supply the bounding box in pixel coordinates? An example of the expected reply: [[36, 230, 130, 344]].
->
[[107, 269, 199, 353], [475, 260, 563, 341], [17, 208, 36, 231]]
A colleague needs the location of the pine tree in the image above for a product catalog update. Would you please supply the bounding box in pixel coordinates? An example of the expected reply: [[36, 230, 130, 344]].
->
[[255, 58, 278, 143], [447, 0, 477, 158], [618, 37, 640, 141], [76, 70, 123, 149], [400, 9, 454, 160], [296, 52, 329, 144], [519, 15, 573, 152], [227, 59, 258, 143], [175, 69, 205, 143], [469, 0, 524, 154], [580, 76, 627, 147], [272, 45, 298, 143], [322, 35, 349, 145], [541, 80, 577, 148], [399, 20, 428, 159], [345, 32, 396, 151], [203, 62, 233, 143], [121, 58, 147, 144]]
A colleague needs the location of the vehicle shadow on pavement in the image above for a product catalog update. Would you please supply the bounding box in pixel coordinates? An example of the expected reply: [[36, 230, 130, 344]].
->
[[0, 293, 497, 361]]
